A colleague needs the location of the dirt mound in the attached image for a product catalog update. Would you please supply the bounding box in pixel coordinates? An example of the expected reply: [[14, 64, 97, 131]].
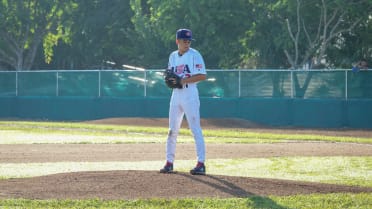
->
[[0, 171, 370, 200]]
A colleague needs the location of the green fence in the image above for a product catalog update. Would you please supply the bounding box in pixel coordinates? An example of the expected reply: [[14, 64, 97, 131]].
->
[[1, 69, 371, 98], [1, 69, 372, 128]]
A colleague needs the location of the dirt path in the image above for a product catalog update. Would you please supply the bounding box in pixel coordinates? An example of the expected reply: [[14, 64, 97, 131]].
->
[[1, 143, 371, 163], [0, 118, 371, 200]]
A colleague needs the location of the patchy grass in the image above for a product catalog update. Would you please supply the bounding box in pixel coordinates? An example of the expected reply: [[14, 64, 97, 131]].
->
[[1, 121, 371, 144], [0, 193, 371, 209]]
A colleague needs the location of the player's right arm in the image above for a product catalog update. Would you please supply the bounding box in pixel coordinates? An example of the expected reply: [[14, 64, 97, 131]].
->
[[181, 74, 206, 85]]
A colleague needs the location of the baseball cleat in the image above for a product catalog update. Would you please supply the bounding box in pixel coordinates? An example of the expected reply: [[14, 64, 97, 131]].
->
[[160, 162, 174, 173], [190, 163, 206, 175]]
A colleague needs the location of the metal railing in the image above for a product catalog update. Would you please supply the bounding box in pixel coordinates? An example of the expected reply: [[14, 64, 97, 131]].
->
[[0, 69, 371, 99]]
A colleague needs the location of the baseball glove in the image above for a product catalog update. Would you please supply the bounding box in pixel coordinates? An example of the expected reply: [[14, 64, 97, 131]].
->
[[164, 68, 183, 89]]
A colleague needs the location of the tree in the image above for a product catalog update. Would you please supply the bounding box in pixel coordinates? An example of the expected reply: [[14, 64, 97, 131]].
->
[[284, 0, 370, 69], [130, 0, 254, 68], [327, 7, 372, 67], [239, 0, 291, 69], [241, 0, 371, 69], [0, 0, 77, 71], [284, 0, 371, 97], [42, 0, 138, 70], [241, 0, 371, 97]]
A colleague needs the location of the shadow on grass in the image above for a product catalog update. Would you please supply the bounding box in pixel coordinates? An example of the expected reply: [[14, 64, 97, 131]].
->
[[247, 196, 290, 209], [178, 173, 291, 209]]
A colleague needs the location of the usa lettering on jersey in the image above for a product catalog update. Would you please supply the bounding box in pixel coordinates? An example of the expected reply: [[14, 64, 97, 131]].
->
[[175, 64, 191, 74]]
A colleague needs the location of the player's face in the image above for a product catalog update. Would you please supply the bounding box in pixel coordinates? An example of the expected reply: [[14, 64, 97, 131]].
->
[[177, 39, 191, 54]]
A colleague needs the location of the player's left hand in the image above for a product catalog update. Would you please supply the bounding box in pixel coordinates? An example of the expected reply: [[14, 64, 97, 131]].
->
[[164, 68, 183, 89]]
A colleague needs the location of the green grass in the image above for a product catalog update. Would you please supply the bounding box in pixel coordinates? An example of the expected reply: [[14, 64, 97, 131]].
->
[[1, 121, 371, 144], [207, 157, 372, 187], [0, 193, 371, 209]]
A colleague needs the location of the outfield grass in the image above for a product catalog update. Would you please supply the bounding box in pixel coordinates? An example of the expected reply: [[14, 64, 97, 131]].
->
[[0, 120, 371, 209]]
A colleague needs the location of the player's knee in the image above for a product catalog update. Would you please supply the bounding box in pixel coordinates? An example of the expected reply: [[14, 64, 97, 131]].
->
[[168, 129, 179, 137]]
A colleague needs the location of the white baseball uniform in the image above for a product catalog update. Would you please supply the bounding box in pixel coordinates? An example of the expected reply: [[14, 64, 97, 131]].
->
[[166, 47, 206, 164]]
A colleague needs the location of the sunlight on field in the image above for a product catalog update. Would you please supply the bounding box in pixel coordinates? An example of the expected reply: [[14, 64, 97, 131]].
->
[[0, 161, 166, 178], [208, 157, 372, 187], [0, 130, 194, 144]]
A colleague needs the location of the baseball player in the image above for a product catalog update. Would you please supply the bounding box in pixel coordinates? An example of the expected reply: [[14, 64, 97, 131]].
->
[[160, 28, 207, 175]]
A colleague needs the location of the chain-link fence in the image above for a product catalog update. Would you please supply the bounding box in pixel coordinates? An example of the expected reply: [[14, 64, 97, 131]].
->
[[0, 69, 371, 99]]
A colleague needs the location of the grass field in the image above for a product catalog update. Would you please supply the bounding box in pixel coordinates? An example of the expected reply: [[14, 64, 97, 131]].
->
[[0, 121, 371, 209], [1, 194, 372, 209], [1, 121, 371, 144]]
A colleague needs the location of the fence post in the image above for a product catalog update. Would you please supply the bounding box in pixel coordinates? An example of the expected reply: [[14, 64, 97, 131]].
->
[[290, 70, 294, 98], [56, 71, 59, 96], [238, 70, 241, 97], [15, 71, 18, 96], [144, 71, 147, 97], [345, 70, 348, 100], [98, 70, 101, 97]]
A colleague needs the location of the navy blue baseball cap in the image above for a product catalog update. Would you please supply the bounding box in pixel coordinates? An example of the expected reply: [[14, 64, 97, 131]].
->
[[176, 28, 194, 40]]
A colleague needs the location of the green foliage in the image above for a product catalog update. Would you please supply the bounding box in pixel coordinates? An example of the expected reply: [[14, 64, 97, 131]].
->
[[241, 0, 372, 69], [135, 0, 254, 68], [1, 0, 371, 72], [0, 0, 77, 70], [60, 0, 136, 69]]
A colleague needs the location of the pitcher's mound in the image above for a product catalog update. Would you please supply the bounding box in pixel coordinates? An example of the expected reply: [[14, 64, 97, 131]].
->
[[0, 170, 370, 200]]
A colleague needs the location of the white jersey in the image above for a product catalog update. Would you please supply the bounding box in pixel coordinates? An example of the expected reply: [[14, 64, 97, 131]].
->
[[165, 47, 206, 164], [168, 48, 206, 89]]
